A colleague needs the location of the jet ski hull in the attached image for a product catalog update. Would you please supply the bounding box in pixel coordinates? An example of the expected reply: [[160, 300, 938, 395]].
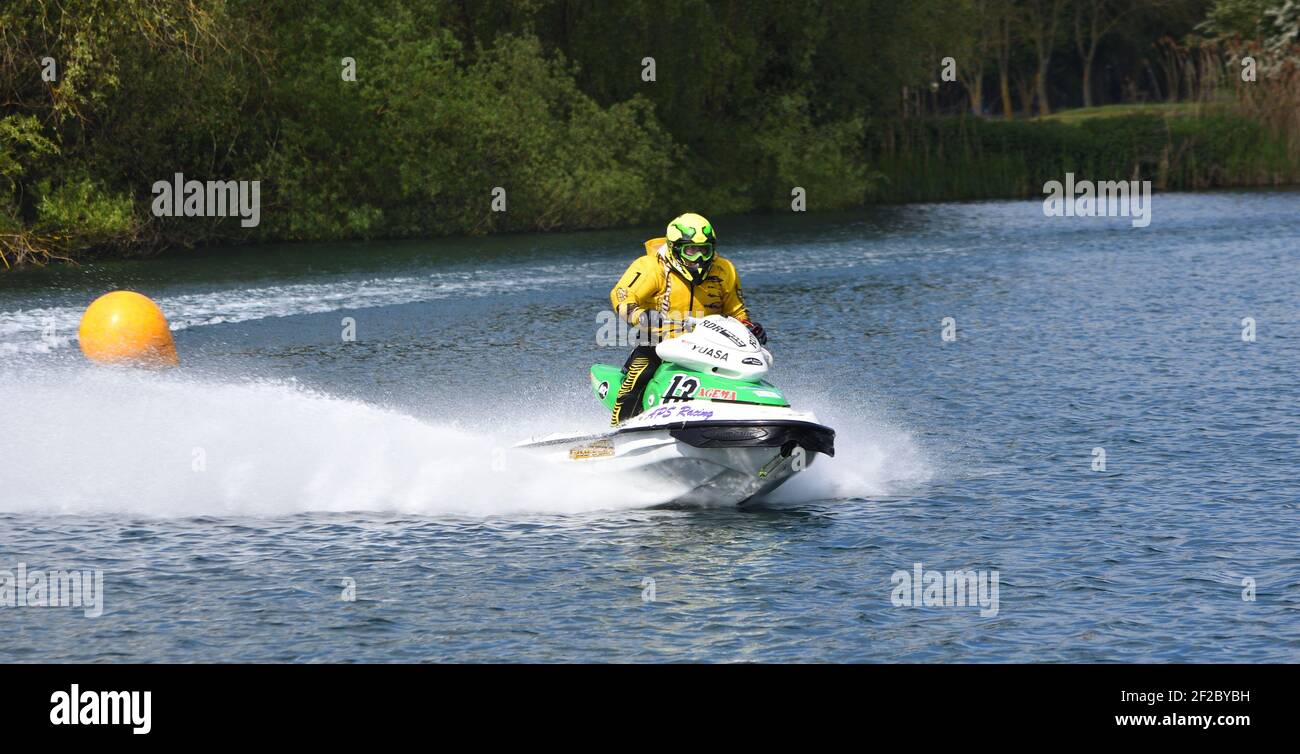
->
[[517, 408, 835, 506]]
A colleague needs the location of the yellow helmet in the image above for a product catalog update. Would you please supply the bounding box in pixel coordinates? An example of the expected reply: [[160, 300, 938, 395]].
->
[[665, 212, 716, 284]]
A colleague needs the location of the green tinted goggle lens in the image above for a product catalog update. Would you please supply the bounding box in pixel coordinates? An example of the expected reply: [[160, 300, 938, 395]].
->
[[680, 244, 714, 261]]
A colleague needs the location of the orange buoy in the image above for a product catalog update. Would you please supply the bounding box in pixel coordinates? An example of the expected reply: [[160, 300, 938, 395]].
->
[[77, 290, 179, 367]]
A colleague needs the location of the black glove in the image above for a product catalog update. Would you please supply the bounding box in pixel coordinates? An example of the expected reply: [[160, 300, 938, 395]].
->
[[743, 319, 767, 345]]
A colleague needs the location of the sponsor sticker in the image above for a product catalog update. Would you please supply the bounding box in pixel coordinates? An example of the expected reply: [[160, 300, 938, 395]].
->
[[698, 388, 737, 401], [689, 343, 729, 361], [699, 319, 748, 348], [570, 440, 615, 460], [677, 406, 714, 419]]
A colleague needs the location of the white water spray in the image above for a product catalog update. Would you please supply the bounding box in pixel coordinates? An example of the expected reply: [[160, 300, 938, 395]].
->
[[0, 367, 930, 518]]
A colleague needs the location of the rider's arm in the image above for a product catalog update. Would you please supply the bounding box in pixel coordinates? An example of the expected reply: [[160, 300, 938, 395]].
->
[[610, 256, 661, 324], [718, 259, 750, 321], [719, 260, 766, 343]]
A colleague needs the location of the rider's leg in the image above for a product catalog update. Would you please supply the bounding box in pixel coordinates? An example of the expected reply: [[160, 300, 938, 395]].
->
[[610, 345, 661, 426]]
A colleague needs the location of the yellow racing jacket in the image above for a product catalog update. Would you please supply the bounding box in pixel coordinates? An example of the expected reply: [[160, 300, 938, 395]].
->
[[610, 237, 750, 339]]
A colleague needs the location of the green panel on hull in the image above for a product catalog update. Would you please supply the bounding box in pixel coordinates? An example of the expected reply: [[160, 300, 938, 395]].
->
[[589, 363, 788, 412]]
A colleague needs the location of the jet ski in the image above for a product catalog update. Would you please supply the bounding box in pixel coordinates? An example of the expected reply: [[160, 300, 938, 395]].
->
[[516, 314, 835, 506]]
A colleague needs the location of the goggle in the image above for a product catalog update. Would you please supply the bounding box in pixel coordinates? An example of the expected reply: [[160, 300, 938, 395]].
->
[[677, 243, 715, 262]]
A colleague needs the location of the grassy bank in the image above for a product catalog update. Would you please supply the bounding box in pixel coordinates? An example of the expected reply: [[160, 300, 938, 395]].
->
[[868, 106, 1300, 204]]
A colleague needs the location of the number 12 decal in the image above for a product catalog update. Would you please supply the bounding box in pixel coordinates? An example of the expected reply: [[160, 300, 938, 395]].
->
[[664, 374, 699, 401]]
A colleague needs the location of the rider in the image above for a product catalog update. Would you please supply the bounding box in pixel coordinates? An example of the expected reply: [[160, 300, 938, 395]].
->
[[608, 212, 766, 426]]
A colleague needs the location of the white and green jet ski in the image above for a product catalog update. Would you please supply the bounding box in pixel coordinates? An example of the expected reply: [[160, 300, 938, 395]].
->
[[516, 314, 835, 506]]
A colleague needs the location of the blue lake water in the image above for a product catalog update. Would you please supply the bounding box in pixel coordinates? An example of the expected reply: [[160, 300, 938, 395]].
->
[[1, 189, 1297, 661]]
